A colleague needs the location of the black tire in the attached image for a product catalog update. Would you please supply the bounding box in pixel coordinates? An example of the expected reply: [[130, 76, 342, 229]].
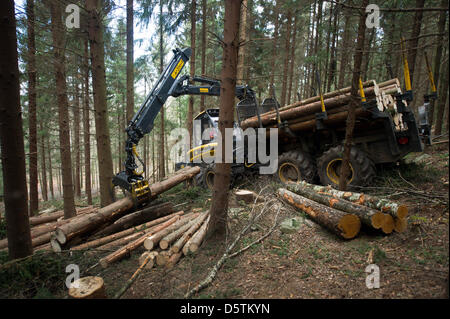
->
[[317, 145, 376, 189], [202, 164, 216, 190], [277, 150, 317, 184]]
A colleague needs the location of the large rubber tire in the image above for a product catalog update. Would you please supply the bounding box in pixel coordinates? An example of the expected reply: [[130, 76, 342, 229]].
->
[[202, 164, 216, 191], [277, 150, 317, 184], [317, 145, 376, 189]]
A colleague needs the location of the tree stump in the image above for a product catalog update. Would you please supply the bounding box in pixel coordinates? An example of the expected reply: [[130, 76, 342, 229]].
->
[[68, 276, 107, 299]]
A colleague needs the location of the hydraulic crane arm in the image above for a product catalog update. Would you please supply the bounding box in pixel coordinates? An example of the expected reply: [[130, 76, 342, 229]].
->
[[170, 74, 256, 101], [112, 47, 191, 199]]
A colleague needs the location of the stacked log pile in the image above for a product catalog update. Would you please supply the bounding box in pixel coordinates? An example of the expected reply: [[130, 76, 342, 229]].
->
[[0, 166, 201, 257], [99, 210, 211, 269], [278, 181, 409, 239], [240, 78, 407, 133]]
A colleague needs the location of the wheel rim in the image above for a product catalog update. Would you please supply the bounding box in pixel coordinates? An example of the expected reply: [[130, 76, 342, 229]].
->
[[205, 171, 215, 189], [326, 158, 354, 185], [279, 162, 301, 183]]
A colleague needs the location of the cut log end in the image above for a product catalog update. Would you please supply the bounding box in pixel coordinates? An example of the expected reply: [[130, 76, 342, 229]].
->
[[50, 237, 61, 253], [54, 228, 67, 244], [68, 276, 107, 299], [138, 252, 155, 269], [337, 214, 361, 239], [394, 217, 408, 232], [159, 240, 169, 250], [371, 212, 385, 229], [396, 205, 408, 219], [381, 214, 395, 234]]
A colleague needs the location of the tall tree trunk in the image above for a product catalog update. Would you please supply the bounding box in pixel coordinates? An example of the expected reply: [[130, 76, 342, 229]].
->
[[269, 0, 280, 92], [50, 0, 76, 218], [281, 10, 292, 106], [159, 0, 166, 179], [200, 0, 207, 112], [207, 0, 241, 239], [310, 1, 322, 96], [26, 0, 38, 216], [237, 0, 247, 85], [0, 0, 33, 259], [361, 28, 375, 81], [73, 79, 81, 198], [187, 0, 196, 150], [407, 0, 425, 86], [126, 0, 134, 123], [337, 9, 352, 89], [47, 135, 54, 199], [429, 0, 447, 126], [287, 12, 298, 105], [87, 0, 115, 207], [83, 38, 92, 205], [39, 126, 48, 202], [434, 60, 449, 136], [339, 0, 368, 191], [327, 3, 338, 92]]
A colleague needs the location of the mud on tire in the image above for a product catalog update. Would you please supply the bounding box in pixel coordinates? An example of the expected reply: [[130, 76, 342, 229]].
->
[[277, 150, 317, 184], [317, 145, 376, 189]]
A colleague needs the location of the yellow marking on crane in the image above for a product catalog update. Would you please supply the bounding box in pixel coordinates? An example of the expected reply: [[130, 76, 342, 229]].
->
[[171, 59, 185, 79], [400, 37, 412, 91], [424, 52, 437, 93], [359, 77, 366, 102], [199, 88, 209, 93]]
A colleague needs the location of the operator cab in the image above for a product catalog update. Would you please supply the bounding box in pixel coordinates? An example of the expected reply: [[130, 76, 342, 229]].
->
[[194, 108, 220, 145]]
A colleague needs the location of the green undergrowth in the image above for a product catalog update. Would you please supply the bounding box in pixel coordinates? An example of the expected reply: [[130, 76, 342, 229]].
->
[[0, 250, 96, 299]]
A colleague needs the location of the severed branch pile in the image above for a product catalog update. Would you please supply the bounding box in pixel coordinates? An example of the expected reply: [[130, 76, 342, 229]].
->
[[278, 181, 409, 239]]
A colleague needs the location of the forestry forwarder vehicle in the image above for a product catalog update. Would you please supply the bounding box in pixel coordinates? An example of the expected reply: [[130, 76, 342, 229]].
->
[[113, 45, 434, 203]]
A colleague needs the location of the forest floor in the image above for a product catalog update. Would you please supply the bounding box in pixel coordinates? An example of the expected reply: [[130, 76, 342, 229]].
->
[[0, 144, 448, 299]]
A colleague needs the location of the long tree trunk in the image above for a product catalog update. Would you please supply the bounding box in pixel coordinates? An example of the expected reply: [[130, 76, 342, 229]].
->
[[269, 0, 280, 92], [83, 38, 92, 205], [159, 0, 166, 179], [339, 0, 368, 191], [429, 0, 447, 126], [281, 10, 292, 107], [39, 125, 48, 202], [47, 135, 54, 199], [0, 0, 33, 259], [287, 12, 298, 105], [434, 59, 449, 136], [187, 0, 196, 150], [337, 9, 352, 88], [126, 0, 134, 123], [50, 0, 76, 218], [200, 0, 207, 111], [327, 3, 338, 92], [407, 0, 425, 86], [207, 0, 241, 239], [237, 0, 247, 85], [73, 79, 81, 198], [87, 0, 115, 207], [26, 0, 38, 216]]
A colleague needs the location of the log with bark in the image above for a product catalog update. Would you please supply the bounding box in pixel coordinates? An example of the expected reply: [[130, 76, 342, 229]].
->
[[98, 214, 186, 268], [240, 82, 381, 130], [170, 212, 209, 253], [52, 166, 201, 246], [289, 181, 408, 219], [159, 213, 207, 250], [183, 215, 210, 255], [285, 183, 387, 232], [70, 211, 184, 251], [143, 213, 199, 250], [278, 188, 361, 239], [91, 202, 174, 238]]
